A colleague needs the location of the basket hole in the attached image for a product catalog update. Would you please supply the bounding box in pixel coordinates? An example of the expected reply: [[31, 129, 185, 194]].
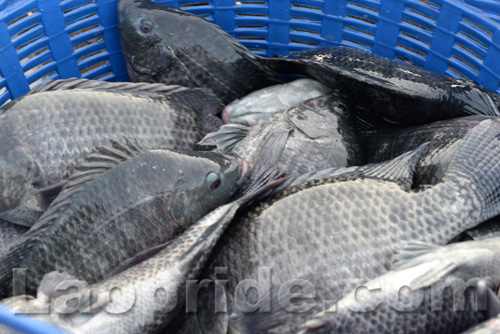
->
[[249, 48, 266, 52], [345, 26, 374, 37], [291, 16, 320, 22], [70, 24, 100, 38], [347, 14, 376, 26], [347, 2, 379, 13], [238, 1, 267, 4], [405, 8, 436, 23], [81, 60, 110, 75], [238, 25, 266, 29], [291, 3, 322, 12], [400, 31, 430, 46], [417, 0, 440, 9], [291, 39, 319, 46], [11, 22, 42, 40], [456, 43, 483, 61], [397, 44, 426, 57], [8, 10, 36, 26], [63, 2, 94, 14], [77, 49, 106, 63], [20, 46, 49, 66], [93, 73, 113, 80], [180, 2, 209, 8], [199, 14, 212, 19], [67, 13, 99, 27], [402, 18, 432, 33], [343, 38, 371, 49], [73, 37, 104, 52], [24, 59, 52, 77], [16, 35, 44, 52], [237, 12, 266, 17], [291, 28, 319, 35], [462, 18, 492, 37], [448, 66, 468, 80], [451, 55, 479, 74], [237, 36, 266, 40], [457, 31, 487, 49], [29, 71, 56, 90]]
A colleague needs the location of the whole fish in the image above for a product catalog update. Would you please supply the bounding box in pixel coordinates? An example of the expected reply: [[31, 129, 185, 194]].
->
[[0, 167, 285, 334], [0, 219, 27, 255], [200, 92, 364, 178], [0, 140, 246, 298], [0, 78, 224, 227], [361, 115, 493, 186], [187, 119, 500, 333], [262, 46, 500, 125], [118, 0, 284, 104], [222, 78, 331, 126], [300, 238, 500, 334]]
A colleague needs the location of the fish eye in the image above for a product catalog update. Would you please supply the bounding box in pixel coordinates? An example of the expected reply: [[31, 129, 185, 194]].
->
[[206, 172, 222, 190], [139, 19, 153, 34]]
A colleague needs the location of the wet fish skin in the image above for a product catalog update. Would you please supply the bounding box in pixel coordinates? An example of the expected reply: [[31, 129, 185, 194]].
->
[[0, 79, 224, 227], [361, 115, 493, 186], [201, 92, 364, 178], [118, 0, 284, 104], [190, 119, 500, 333], [301, 238, 500, 334], [0, 219, 28, 255], [450, 215, 500, 242], [0, 141, 245, 298], [222, 78, 331, 126], [262, 46, 500, 125], [0, 168, 284, 334]]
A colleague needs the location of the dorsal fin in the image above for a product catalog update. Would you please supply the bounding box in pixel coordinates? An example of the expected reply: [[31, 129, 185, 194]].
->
[[198, 124, 251, 152], [30, 138, 146, 233], [392, 241, 442, 270], [28, 78, 190, 96]]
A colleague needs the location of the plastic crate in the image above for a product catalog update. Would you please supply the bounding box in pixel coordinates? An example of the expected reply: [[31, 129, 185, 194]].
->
[[1, 0, 500, 108]]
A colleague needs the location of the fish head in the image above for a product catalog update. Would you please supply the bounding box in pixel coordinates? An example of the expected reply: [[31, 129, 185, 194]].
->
[[118, 0, 173, 80], [0, 139, 35, 214], [168, 151, 248, 223]]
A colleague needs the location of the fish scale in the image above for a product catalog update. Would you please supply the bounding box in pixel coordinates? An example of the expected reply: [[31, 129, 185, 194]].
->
[[188, 120, 500, 333]]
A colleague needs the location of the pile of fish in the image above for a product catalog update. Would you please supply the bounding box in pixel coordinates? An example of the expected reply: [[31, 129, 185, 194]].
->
[[0, 0, 500, 333]]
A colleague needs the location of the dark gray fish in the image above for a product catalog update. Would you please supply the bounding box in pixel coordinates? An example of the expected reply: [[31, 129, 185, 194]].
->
[[200, 92, 364, 178], [460, 291, 500, 334], [301, 238, 500, 334], [187, 119, 500, 333], [0, 140, 246, 298], [450, 215, 500, 242], [117, 0, 284, 104], [0, 167, 285, 334], [361, 115, 494, 186], [0, 78, 223, 227], [262, 46, 500, 125], [0, 219, 28, 255], [222, 78, 331, 126]]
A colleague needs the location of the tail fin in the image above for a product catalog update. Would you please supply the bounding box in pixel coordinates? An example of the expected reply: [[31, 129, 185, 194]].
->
[[444, 119, 500, 222]]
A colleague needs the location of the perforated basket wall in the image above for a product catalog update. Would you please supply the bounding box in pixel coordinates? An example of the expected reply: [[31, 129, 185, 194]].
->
[[1, 0, 500, 107]]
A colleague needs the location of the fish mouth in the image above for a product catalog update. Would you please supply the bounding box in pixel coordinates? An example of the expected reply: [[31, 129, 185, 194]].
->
[[222, 106, 231, 124], [237, 160, 249, 186]]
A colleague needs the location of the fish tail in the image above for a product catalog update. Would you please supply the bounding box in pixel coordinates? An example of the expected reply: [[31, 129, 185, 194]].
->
[[444, 119, 500, 221]]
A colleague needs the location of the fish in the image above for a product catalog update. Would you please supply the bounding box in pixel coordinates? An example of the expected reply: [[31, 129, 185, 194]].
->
[[300, 238, 500, 334], [459, 291, 500, 334], [0, 167, 285, 334], [117, 0, 284, 104], [200, 92, 364, 178], [262, 46, 500, 125], [222, 78, 331, 126], [450, 215, 500, 242], [0, 78, 224, 227], [0, 139, 247, 298], [186, 119, 500, 333], [0, 219, 28, 255], [360, 115, 494, 186]]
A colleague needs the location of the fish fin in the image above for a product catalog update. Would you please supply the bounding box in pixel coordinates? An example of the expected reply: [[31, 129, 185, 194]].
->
[[107, 240, 172, 277], [409, 261, 458, 291], [37, 271, 88, 302], [28, 78, 192, 96], [444, 119, 500, 221], [229, 278, 315, 334], [198, 124, 251, 152], [251, 127, 292, 168], [393, 241, 442, 270], [35, 179, 69, 205]]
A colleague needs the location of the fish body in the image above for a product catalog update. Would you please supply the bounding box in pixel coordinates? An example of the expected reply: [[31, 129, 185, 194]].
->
[[201, 92, 364, 178], [190, 119, 500, 333], [263, 46, 500, 125], [0, 220, 27, 255], [0, 140, 245, 297], [222, 78, 331, 125], [301, 238, 500, 334], [0, 79, 223, 227], [118, 0, 284, 104], [0, 168, 284, 334], [361, 115, 493, 186]]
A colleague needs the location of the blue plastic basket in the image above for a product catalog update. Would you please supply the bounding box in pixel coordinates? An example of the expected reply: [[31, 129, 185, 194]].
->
[[1, 0, 500, 108]]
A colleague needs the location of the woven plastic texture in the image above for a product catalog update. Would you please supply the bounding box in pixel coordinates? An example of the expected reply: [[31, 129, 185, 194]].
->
[[0, 0, 500, 107]]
